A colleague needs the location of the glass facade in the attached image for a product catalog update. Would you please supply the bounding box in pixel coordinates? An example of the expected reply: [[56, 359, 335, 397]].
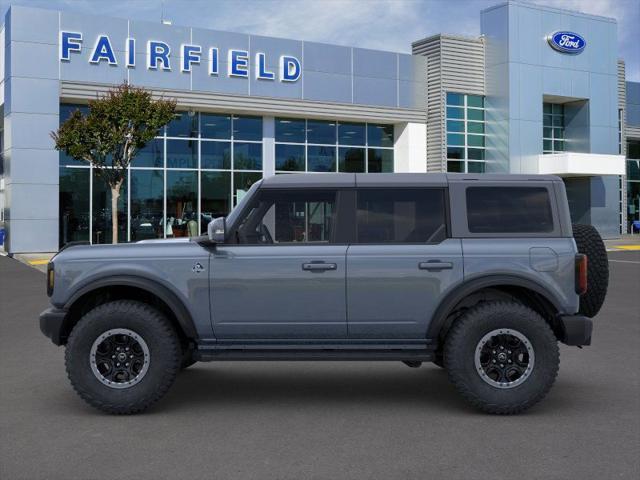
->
[[627, 140, 640, 232], [543, 103, 565, 154], [274, 118, 394, 173], [58, 104, 263, 246], [445, 93, 486, 173]]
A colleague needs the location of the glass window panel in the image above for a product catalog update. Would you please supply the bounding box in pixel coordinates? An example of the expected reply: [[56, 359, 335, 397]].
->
[[554, 128, 564, 139], [307, 145, 336, 172], [275, 118, 306, 143], [543, 103, 552, 114], [60, 103, 89, 123], [626, 160, 640, 180], [447, 161, 464, 172], [468, 148, 485, 160], [446, 92, 464, 106], [234, 172, 262, 206], [338, 147, 365, 172], [628, 141, 640, 159], [166, 170, 197, 238], [233, 142, 262, 170], [338, 122, 365, 146], [368, 148, 394, 173], [467, 134, 485, 147], [92, 169, 127, 244], [628, 182, 640, 222], [552, 115, 563, 127], [238, 189, 336, 244], [466, 187, 554, 233], [447, 133, 465, 146], [467, 108, 484, 121], [200, 113, 231, 139], [130, 169, 164, 241], [468, 161, 486, 173], [59, 167, 90, 247], [307, 120, 336, 144], [467, 122, 484, 134], [543, 127, 553, 138], [467, 95, 484, 108], [167, 111, 198, 138], [59, 151, 86, 167], [201, 171, 231, 232], [135, 138, 164, 168], [554, 140, 564, 151], [367, 124, 394, 147], [166, 139, 197, 169], [446, 106, 464, 120], [276, 144, 305, 171], [543, 114, 553, 126], [552, 103, 563, 115], [447, 120, 464, 133], [543, 139, 552, 151], [233, 115, 262, 141], [201, 140, 231, 169], [356, 189, 447, 243], [447, 147, 464, 160]]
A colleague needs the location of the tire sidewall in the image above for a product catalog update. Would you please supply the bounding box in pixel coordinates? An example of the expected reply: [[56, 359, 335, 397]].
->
[[445, 303, 559, 410], [66, 302, 180, 410]]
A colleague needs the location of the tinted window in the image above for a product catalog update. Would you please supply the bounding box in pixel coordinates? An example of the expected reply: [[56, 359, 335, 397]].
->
[[356, 189, 447, 243], [466, 187, 554, 233], [237, 190, 336, 244]]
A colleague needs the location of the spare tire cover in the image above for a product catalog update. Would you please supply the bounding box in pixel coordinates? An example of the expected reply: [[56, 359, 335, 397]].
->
[[572, 224, 609, 318]]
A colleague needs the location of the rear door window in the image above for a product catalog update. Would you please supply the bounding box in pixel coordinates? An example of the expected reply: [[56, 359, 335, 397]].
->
[[466, 187, 554, 233], [356, 188, 447, 243]]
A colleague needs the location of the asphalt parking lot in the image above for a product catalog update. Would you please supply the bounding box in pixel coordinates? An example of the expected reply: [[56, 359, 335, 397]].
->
[[1, 251, 639, 480]]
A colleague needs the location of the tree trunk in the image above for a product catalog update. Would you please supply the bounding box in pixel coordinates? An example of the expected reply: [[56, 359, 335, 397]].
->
[[110, 181, 123, 244]]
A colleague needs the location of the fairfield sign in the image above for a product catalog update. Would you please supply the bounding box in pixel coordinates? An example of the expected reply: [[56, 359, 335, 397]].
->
[[59, 31, 302, 82]]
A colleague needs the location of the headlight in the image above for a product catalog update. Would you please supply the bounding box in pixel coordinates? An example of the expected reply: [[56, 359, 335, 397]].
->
[[47, 262, 55, 297]]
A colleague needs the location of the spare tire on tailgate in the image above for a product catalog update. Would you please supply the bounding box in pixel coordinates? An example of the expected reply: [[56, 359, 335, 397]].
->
[[572, 224, 609, 318]]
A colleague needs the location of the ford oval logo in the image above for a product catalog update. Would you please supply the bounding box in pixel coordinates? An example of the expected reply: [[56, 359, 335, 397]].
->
[[547, 31, 586, 54]]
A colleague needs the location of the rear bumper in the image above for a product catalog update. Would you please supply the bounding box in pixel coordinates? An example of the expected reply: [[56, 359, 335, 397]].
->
[[557, 315, 593, 346], [39, 307, 68, 346]]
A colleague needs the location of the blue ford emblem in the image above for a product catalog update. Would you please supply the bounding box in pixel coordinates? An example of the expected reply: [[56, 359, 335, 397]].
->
[[547, 31, 586, 54]]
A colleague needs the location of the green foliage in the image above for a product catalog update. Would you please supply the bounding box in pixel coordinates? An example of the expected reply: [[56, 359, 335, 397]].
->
[[51, 83, 176, 187]]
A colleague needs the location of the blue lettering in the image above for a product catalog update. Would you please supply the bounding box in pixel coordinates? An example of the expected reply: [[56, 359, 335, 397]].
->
[[60, 31, 82, 61], [256, 53, 275, 80], [126, 38, 136, 67], [209, 48, 219, 75], [148, 41, 171, 70], [181, 44, 201, 72], [90, 35, 117, 65], [280, 56, 301, 82], [229, 50, 249, 77]]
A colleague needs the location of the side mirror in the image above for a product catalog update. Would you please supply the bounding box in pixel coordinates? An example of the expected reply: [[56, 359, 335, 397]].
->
[[207, 217, 226, 244]]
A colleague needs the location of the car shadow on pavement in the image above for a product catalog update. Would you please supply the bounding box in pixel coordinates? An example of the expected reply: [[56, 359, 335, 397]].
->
[[155, 363, 575, 415]]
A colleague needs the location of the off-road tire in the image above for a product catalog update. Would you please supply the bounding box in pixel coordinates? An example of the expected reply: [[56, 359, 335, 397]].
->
[[444, 301, 559, 414], [572, 223, 608, 318], [65, 300, 181, 414]]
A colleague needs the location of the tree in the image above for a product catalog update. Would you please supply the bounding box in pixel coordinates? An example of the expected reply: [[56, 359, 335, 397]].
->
[[52, 83, 176, 244]]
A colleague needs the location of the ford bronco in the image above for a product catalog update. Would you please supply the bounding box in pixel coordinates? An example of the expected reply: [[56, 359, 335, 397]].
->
[[40, 173, 608, 414]]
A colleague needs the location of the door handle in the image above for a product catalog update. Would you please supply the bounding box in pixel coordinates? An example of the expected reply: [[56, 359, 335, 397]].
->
[[302, 262, 337, 272], [419, 261, 453, 271]]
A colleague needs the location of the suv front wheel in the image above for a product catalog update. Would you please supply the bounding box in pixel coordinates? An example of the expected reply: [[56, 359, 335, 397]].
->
[[65, 300, 181, 414], [444, 301, 559, 414]]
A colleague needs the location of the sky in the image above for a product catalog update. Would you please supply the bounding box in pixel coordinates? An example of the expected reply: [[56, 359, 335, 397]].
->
[[1, 0, 638, 80]]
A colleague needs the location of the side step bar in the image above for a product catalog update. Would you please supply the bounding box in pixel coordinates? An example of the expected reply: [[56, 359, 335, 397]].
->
[[195, 348, 435, 362]]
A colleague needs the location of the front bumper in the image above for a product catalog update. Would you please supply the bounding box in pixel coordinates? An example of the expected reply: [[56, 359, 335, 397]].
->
[[557, 315, 593, 346], [39, 307, 68, 346]]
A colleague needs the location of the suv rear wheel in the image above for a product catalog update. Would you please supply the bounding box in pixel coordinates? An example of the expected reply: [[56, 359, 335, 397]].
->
[[65, 300, 181, 414], [444, 301, 559, 414]]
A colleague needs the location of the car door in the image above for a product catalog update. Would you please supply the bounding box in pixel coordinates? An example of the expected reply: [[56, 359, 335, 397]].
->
[[210, 188, 348, 339], [346, 187, 463, 339]]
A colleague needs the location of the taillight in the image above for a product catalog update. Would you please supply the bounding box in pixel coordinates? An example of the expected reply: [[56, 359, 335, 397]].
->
[[575, 254, 587, 295], [47, 262, 55, 297]]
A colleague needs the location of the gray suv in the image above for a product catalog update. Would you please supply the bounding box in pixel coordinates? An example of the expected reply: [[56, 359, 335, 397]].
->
[[40, 173, 608, 414]]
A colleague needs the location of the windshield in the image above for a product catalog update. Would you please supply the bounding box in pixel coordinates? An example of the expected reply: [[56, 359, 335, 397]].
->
[[225, 180, 262, 228]]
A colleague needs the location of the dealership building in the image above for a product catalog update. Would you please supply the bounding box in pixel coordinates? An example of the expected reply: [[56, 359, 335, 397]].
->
[[0, 1, 639, 253]]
